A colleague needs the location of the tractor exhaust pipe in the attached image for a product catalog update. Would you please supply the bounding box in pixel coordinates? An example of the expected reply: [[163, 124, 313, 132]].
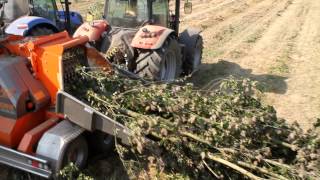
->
[[147, 0, 153, 23], [175, 0, 180, 33], [61, 0, 71, 33]]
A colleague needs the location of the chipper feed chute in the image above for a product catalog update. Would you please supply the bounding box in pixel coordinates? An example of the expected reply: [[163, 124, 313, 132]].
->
[[2, 31, 113, 104]]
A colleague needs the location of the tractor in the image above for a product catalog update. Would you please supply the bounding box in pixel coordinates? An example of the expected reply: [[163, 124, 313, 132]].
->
[[1, 0, 83, 36], [76, 0, 203, 81]]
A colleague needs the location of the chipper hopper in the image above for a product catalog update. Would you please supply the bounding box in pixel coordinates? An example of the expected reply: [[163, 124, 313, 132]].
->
[[0, 21, 131, 178]]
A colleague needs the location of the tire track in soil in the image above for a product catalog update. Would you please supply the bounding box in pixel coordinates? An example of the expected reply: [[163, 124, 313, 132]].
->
[[267, 0, 320, 129], [235, 0, 313, 128], [181, 0, 267, 32], [182, 0, 238, 22], [201, 0, 292, 61], [236, 0, 303, 72], [187, 0, 320, 129], [217, 0, 293, 60]]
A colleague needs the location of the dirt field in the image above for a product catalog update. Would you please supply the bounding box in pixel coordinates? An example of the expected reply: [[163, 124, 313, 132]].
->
[[178, 0, 320, 130]]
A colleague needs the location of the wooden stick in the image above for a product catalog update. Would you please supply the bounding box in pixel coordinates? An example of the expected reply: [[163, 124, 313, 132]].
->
[[180, 131, 212, 147], [207, 153, 264, 180], [271, 139, 298, 151], [264, 159, 291, 169], [219, 148, 293, 171], [237, 161, 289, 180], [202, 160, 220, 179]]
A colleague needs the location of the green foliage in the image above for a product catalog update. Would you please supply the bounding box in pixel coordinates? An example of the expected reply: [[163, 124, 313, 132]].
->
[[59, 163, 93, 180], [65, 67, 320, 179]]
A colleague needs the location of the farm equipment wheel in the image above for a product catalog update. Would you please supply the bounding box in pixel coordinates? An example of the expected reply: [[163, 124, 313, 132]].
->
[[135, 37, 182, 81], [179, 29, 203, 74], [185, 36, 203, 73], [89, 131, 115, 154], [60, 136, 88, 170], [27, 26, 55, 36]]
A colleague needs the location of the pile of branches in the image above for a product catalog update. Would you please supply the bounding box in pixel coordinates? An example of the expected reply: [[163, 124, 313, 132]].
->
[[65, 67, 320, 180]]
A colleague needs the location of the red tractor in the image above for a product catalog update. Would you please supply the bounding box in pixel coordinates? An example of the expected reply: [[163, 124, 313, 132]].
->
[[75, 0, 203, 81]]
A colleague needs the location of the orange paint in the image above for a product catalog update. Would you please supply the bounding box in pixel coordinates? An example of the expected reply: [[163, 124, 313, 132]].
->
[[87, 47, 113, 72], [18, 118, 59, 154], [2, 31, 92, 104], [0, 109, 46, 148]]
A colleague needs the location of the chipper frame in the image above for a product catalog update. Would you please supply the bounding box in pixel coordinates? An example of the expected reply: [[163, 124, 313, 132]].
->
[[0, 21, 130, 178]]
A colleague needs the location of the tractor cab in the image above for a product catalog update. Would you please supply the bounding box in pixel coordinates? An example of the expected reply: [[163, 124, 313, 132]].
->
[[103, 0, 192, 32], [1, 0, 29, 23], [30, 0, 83, 33], [2, 0, 83, 36], [30, 0, 61, 28], [103, 0, 168, 28], [1, 0, 63, 24]]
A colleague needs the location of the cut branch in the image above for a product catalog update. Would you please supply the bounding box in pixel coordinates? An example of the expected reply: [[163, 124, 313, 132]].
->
[[207, 153, 264, 180]]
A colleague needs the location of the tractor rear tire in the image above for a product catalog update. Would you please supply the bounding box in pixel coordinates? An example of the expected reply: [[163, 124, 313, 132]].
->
[[60, 136, 88, 170], [179, 29, 203, 74], [184, 36, 203, 74], [135, 37, 182, 81], [27, 26, 55, 36]]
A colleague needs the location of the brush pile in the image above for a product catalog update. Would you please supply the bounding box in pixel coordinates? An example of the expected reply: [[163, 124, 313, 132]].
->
[[65, 67, 320, 180]]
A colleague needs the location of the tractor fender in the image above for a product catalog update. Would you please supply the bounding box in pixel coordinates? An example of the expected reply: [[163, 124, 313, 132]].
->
[[179, 28, 202, 49], [5, 16, 58, 36], [36, 120, 85, 172], [73, 20, 108, 42], [131, 25, 175, 50]]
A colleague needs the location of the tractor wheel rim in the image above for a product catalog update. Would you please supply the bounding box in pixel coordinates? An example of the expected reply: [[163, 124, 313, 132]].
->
[[160, 51, 176, 80]]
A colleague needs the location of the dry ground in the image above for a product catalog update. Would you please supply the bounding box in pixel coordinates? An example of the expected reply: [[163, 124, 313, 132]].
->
[[181, 0, 320, 130]]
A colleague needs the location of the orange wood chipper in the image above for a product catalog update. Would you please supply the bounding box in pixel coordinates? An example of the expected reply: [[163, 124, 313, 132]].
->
[[0, 20, 130, 178]]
